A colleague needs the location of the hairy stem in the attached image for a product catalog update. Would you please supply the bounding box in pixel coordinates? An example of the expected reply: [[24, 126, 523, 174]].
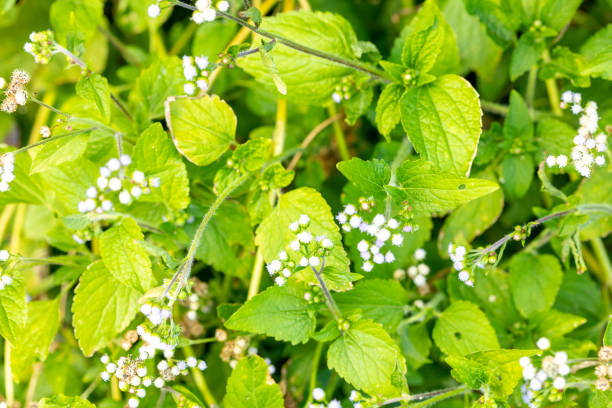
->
[[171, 0, 392, 82], [526, 65, 538, 109], [310, 258, 341, 320], [328, 104, 350, 161]]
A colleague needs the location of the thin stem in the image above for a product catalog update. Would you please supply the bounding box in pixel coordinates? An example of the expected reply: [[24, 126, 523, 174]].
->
[[164, 174, 249, 299], [169, 23, 198, 56], [111, 376, 121, 400], [481, 100, 555, 121], [247, 248, 265, 300], [183, 345, 218, 407], [328, 104, 350, 161], [273, 98, 287, 156], [526, 65, 538, 109], [305, 341, 323, 406], [287, 113, 343, 171], [0, 205, 15, 243], [541, 49, 562, 116], [25, 363, 42, 407], [29, 95, 117, 134], [310, 258, 341, 320], [29, 95, 70, 118], [171, 0, 391, 82], [297, 0, 312, 10], [380, 386, 469, 407], [187, 337, 217, 345], [98, 26, 142, 67], [10, 128, 96, 156], [80, 376, 100, 400]]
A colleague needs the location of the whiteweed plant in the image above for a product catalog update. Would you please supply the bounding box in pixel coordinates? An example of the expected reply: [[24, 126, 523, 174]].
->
[[0, 0, 611, 408]]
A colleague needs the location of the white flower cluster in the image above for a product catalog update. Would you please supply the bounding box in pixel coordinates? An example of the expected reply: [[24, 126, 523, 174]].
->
[[520, 338, 570, 408], [1, 70, 30, 114], [307, 388, 341, 408], [0, 153, 15, 192], [77, 155, 160, 214], [192, 0, 230, 24], [448, 244, 474, 286], [336, 197, 415, 272], [24, 30, 57, 64], [0, 250, 13, 291], [100, 354, 206, 408], [393, 249, 430, 288], [182, 55, 211, 95], [348, 390, 363, 408], [266, 214, 333, 287], [548, 91, 609, 177], [140, 302, 172, 326], [184, 293, 201, 321]]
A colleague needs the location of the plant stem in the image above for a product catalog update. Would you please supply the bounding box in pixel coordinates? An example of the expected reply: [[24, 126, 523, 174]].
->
[[328, 104, 350, 161], [111, 376, 121, 400], [10, 128, 96, 156], [287, 113, 343, 171], [29, 95, 117, 134], [171, 0, 392, 82], [97, 26, 142, 67], [164, 174, 249, 300], [541, 49, 562, 116], [183, 345, 218, 407], [379, 386, 469, 407], [169, 23, 198, 56], [0, 205, 15, 243], [273, 98, 287, 156], [481, 100, 555, 121], [310, 258, 341, 320], [25, 363, 42, 407], [247, 248, 265, 300], [80, 376, 100, 400], [188, 337, 217, 345], [305, 341, 323, 405], [526, 65, 538, 109]]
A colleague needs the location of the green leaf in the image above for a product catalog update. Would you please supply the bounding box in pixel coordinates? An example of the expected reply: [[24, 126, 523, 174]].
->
[[11, 299, 61, 382], [503, 90, 533, 142], [344, 87, 373, 126], [337, 158, 391, 199], [0, 274, 26, 343], [604, 317, 612, 346], [398, 321, 432, 370], [0, 148, 45, 206], [375, 84, 404, 140], [392, 0, 460, 76], [194, 199, 254, 278], [333, 279, 407, 331], [510, 253, 563, 318], [510, 32, 545, 80], [433, 300, 500, 356], [40, 160, 98, 216], [131, 123, 190, 211], [223, 355, 284, 408], [129, 57, 184, 129], [447, 349, 538, 398], [76, 73, 111, 123], [581, 24, 612, 81], [501, 154, 534, 199], [590, 391, 612, 408], [577, 170, 612, 240], [238, 11, 360, 104], [243, 7, 262, 25], [540, 0, 583, 32], [39, 395, 96, 408], [540, 46, 591, 87], [387, 160, 499, 215], [328, 319, 407, 397], [463, 0, 520, 47], [50, 0, 103, 44], [439, 170, 504, 250], [225, 282, 316, 345], [535, 118, 575, 165], [255, 187, 357, 292], [400, 75, 482, 176], [30, 132, 89, 174], [72, 261, 141, 356], [169, 94, 236, 166], [99, 217, 154, 292], [530, 309, 586, 339], [401, 20, 443, 74], [441, 0, 502, 78]]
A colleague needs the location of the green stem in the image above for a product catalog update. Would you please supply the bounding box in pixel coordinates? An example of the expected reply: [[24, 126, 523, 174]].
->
[[526, 65, 538, 109], [5, 341, 13, 405], [9, 128, 96, 155], [481, 100, 555, 121], [170, 23, 198, 56], [247, 248, 265, 300], [171, 0, 391, 82], [408, 386, 469, 408], [97, 26, 142, 67], [25, 363, 42, 407], [164, 174, 249, 300], [310, 259, 341, 320], [305, 342, 323, 406], [328, 104, 350, 161], [187, 337, 217, 345], [183, 345, 218, 407], [541, 49, 562, 116]]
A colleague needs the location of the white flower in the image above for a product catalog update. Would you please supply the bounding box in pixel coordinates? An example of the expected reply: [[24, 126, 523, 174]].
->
[[298, 214, 310, 225], [391, 234, 403, 246], [187, 357, 197, 367], [119, 154, 131, 166], [519, 356, 531, 368], [384, 251, 395, 263], [131, 186, 143, 198], [312, 388, 325, 401], [289, 221, 299, 231], [373, 214, 385, 227], [278, 251, 288, 261], [184, 83, 196, 95], [536, 337, 550, 350], [336, 212, 347, 224], [297, 231, 313, 243], [274, 276, 286, 286], [376, 228, 391, 242], [119, 190, 132, 205], [458, 270, 470, 282], [556, 155, 568, 167], [387, 218, 399, 229], [195, 56, 209, 70], [344, 204, 356, 215], [373, 253, 384, 264], [558, 364, 570, 376], [107, 158, 120, 171], [299, 257, 308, 267], [529, 378, 542, 391], [362, 261, 373, 272], [128, 398, 139, 408], [321, 238, 333, 249], [109, 177, 122, 191], [561, 90, 573, 103], [86, 186, 98, 199], [196, 79, 208, 91], [198, 360, 207, 370], [267, 260, 281, 274], [413, 275, 426, 287], [101, 200, 113, 212], [595, 155, 606, 166], [40, 126, 51, 138], [0, 77, 5, 89], [328, 400, 341, 408], [349, 390, 359, 401], [282, 268, 291, 278], [14, 90, 27, 105], [349, 215, 362, 229], [0, 250, 9, 262], [357, 240, 369, 252], [309, 256, 320, 267], [553, 376, 565, 389], [136, 388, 146, 398], [546, 155, 556, 167], [360, 251, 371, 260], [184, 64, 197, 81], [414, 248, 426, 260], [289, 240, 300, 251], [331, 92, 342, 104], [148, 3, 161, 17], [554, 351, 568, 365], [571, 104, 583, 115], [202, 7, 216, 21]]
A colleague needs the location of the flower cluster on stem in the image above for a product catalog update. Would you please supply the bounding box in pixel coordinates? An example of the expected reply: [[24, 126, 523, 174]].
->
[[0, 153, 15, 192], [182, 55, 212, 95], [394, 248, 431, 293], [77, 155, 160, 214], [307, 387, 341, 408], [0, 250, 14, 290], [0, 70, 30, 113], [336, 197, 416, 272], [594, 346, 612, 391]]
